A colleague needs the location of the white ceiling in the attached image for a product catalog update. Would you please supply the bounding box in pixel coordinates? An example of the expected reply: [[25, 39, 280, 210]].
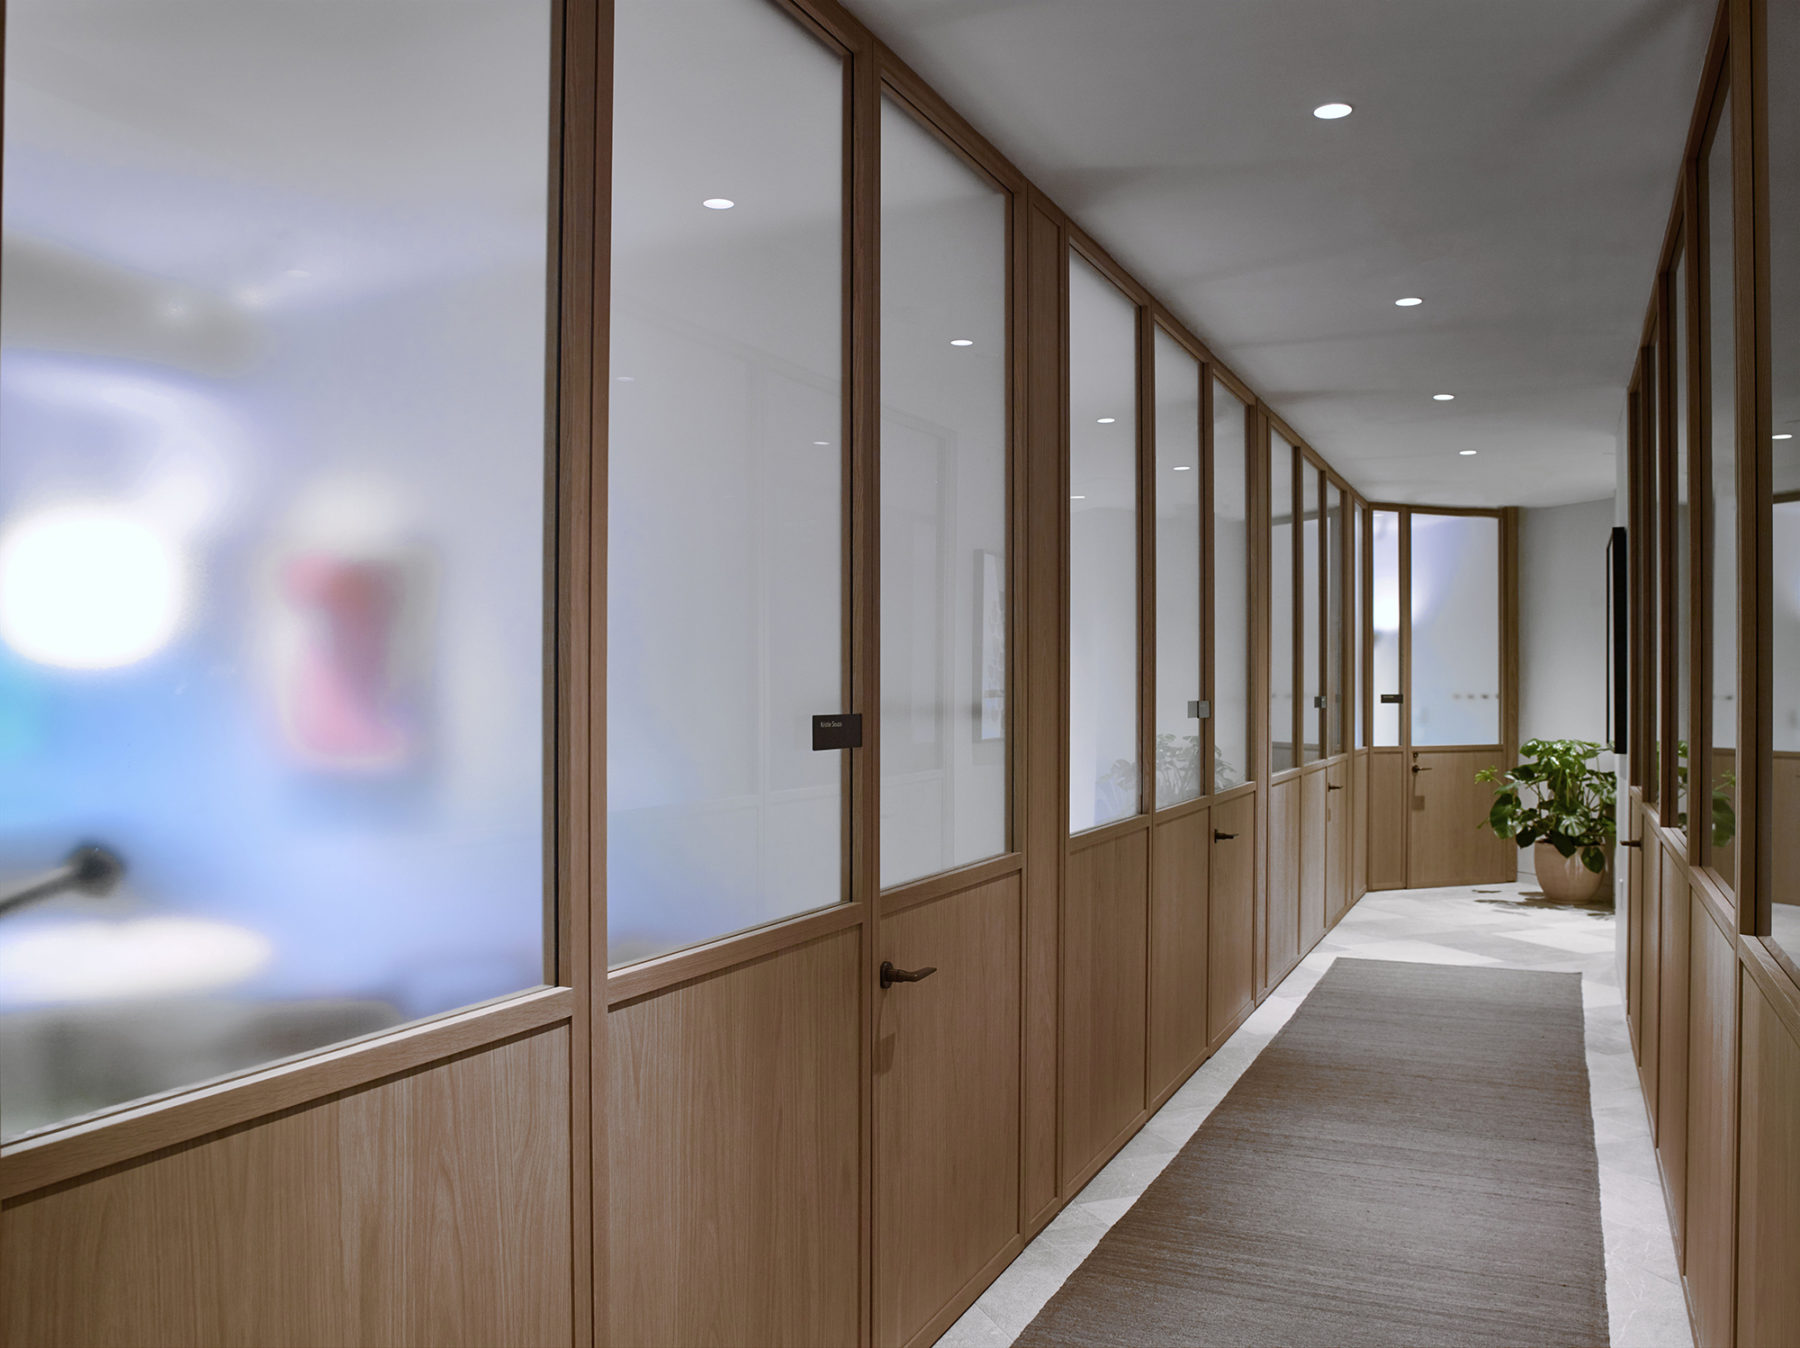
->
[[848, 0, 1716, 507]]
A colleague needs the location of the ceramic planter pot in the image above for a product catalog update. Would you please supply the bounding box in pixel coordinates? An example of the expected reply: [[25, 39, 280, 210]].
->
[[1534, 841, 1604, 903]]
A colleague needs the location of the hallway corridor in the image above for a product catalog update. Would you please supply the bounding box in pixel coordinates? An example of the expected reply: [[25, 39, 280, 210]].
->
[[942, 885, 1691, 1348]]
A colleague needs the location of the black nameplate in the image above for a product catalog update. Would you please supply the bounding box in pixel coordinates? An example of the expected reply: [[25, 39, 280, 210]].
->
[[1188, 699, 1211, 720], [1380, 692, 1404, 705], [1314, 695, 1326, 709], [812, 713, 863, 751]]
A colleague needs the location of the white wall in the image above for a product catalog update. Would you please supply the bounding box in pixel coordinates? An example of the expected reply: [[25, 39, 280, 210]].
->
[[1518, 494, 1617, 879]]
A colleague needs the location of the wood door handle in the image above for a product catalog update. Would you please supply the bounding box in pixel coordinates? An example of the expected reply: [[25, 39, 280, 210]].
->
[[1411, 765, 1431, 774], [1213, 830, 1238, 842], [1621, 839, 1643, 849], [880, 961, 937, 989]]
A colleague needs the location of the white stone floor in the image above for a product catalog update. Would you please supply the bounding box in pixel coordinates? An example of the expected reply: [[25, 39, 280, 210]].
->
[[938, 882, 1693, 1348]]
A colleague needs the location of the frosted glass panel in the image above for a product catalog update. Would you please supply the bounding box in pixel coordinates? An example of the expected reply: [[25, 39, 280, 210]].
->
[[1372, 511, 1401, 746], [1270, 438, 1295, 771], [1703, 100, 1736, 887], [1300, 468, 1322, 763], [1410, 513, 1500, 746], [609, 0, 844, 964], [1353, 503, 1365, 747], [1326, 481, 1345, 755], [1643, 356, 1661, 805], [878, 98, 1007, 888], [0, 0, 551, 1138], [1672, 250, 1693, 830], [1767, 0, 1797, 960], [1154, 330, 1201, 808], [1212, 382, 1250, 791], [1069, 255, 1139, 831]]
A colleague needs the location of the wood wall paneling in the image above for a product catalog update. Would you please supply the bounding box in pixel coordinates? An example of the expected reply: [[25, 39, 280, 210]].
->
[[1325, 760, 1350, 924], [0, 1027, 575, 1348], [1642, 840, 1664, 1132], [1406, 749, 1514, 888], [1266, 778, 1301, 981], [607, 931, 861, 1348], [874, 877, 1022, 1348], [1736, 962, 1800, 1348], [1061, 831, 1150, 1188], [1684, 901, 1738, 1348], [1352, 752, 1369, 901], [1367, 750, 1408, 891], [1149, 808, 1211, 1097], [1656, 856, 1692, 1254], [1299, 768, 1328, 949], [1207, 793, 1258, 1042]]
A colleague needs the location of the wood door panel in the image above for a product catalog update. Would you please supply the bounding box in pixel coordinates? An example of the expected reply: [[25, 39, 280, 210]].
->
[[1641, 840, 1662, 1131], [1627, 805, 1646, 1051], [608, 929, 861, 1348], [1656, 857, 1690, 1254], [1325, 761, 1349, 924], [1150, 807, 1210, 1096], [1737, 966, 1800, 1348], [1299, 769, 1327, 950], [1062, 830, 1149, 1186], [1352, 752, 1369, 901], [876, 877, 1022, 1348], [1407, 748, 1513, 888], [1208, 794, 1256, 1042], [1684, 906, 1736, 1347], [1266, 778, 1300, 983], [1368, 750, 1407, 890], [1, 1026, 574, 1348]]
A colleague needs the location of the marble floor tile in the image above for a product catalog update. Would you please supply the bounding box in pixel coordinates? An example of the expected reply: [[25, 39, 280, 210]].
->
[[943, 881, 1694, 1348]]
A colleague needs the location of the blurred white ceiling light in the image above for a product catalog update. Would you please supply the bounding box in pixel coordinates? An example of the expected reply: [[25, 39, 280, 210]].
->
[[0, 504, 188, 670], [1395, 297, 1423, 307], [1433, 393, 1456, 401], [1313, 103, 1353, 120], [1096, 417, 1116, 424], [1070, 495, 1087, 501], [1173, 465, 1192, 471], [1776, 433, 1794, 440], [702, 198, 735, 210], [950, 338, 974, 347], [1460, 450, 1478, 456]]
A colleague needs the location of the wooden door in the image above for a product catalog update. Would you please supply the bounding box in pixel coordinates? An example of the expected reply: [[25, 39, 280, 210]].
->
[[1406, 748, 1514, 888], [1265, 778, 1301, 984], [1150, 807, 1211, 1097], [1299, 768, 1328, 948], [874, 878, 1022, 1348], [1208, 792, 1257, 1042], [1325, 760, 1350, 923], [1367, 749, 1409, 889]]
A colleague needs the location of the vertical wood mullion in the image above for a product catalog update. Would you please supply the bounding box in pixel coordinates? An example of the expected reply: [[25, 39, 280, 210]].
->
[[1684, 157, 1708, 864], [1657, 263, 1679, 819]]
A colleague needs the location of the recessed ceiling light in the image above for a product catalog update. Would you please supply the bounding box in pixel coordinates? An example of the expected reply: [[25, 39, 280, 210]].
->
[[1776, 433, 1794, 440], [1433, 393, 1456, 401], [1096, 417, 1116, 424], [1395, 297, 1423, 307], [1070, 495, 1087, 501], [812, 440, 830, 446], [616, 375, 635, 382], [1313, 103, 1353, 120], [950, 338, 974, 347], [702, 198, 735, 210], [1459, 450, 1478, 457], [1173, 465, 1192, 472]]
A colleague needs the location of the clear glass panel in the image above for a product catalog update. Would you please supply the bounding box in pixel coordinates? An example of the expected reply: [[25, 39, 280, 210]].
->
[[1269, 436, 1295, 771], [1672, 250, 1692, 832], [1153, 330, 1201, 808], [1212, 381, 1250, 792], [608, 0, 844, 965], [0, 0, 552, 1138], [1410, 514, 1500, 746], [1769, 0, 1799, 961], [1372, 511, 1401, 746], [1326, 481, 1344, 755], [1068, 254, 1139, 831], [877, 99, 1008, 888], [1300, 468, 1322, 763], [1703, 99, 1736, 888], [1644, 353, 1661, 806]]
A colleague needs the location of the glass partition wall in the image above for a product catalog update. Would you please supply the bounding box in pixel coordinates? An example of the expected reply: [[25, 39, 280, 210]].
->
[[1068, 254, 1141, 832], [1700, 91, 1737, 891], [1154, 330, 1202, 808], [0, 0, 557, 1137], [1767, 0, 1797, 965], [1269, 436, 1296, 772], [1300, 466, 1323, 763], [1212, 383, 1251, 791]]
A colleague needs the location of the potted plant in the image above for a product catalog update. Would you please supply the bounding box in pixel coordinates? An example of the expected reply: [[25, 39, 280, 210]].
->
[[1475, 738, 1617, 903]]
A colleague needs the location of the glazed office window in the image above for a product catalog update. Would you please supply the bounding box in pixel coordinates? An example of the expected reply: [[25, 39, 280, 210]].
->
[[1269, 436, 1296, 772], [877, 97, 1008, 888], [1371, 510, 1401, 746], [1300, 466, 1322, 764], [1768, 0, 1799, 964], [1642, 349, 1661, 807], [1326, 480, 1345, 755], [1701, 95, 1736, 891], [1068, 253, 1140, 831], [1410, 513, 1500, 746], [1670, 249, 1693, 834], [608, 0, 845, 964], [1212, 381, 1250, 792], [1153, 329, 1202, 808], [0, 0, 553, 1138]]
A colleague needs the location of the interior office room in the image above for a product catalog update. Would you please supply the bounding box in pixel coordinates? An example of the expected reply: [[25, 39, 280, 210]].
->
[[0, 0, 1794, 1344]]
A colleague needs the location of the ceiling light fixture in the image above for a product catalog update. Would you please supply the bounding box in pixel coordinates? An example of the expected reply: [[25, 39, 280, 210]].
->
[[1433, 393, 1456, 401], [702, 198, 735, 210], [1096, 417, 1116, 424], [1395, 297, 1423, 307], [1313, 103, 1353, 120], [1070, 495, 1087, 501], [616, 375, 635, 382], [1173, 465, 1192, 472], [1776, 433, 1794, 441], [812, 440, 830, 446], [1459, 450, 1478, 457], [950, 338, 974, 347]]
